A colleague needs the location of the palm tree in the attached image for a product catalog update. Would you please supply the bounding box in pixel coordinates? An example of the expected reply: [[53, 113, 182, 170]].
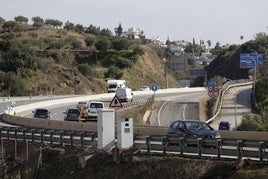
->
[[240, 35, 244, 44]]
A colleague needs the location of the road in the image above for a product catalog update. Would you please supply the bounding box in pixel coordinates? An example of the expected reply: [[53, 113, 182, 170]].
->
[[210, 85, 252, 130], [1, 88, 206, 124], [149, 91, 207, 127]]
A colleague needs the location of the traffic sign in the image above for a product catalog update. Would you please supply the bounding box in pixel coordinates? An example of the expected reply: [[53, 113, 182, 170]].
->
[[208, 81, 216, 88], [109, 95, 123, 108], [240, 53, 263, 69], [208, 91, 214, 97], [207, 85, 220, 98], [208, 87, 213, 92], [213, 91, 219, 97], [151, 84, 158, 92]]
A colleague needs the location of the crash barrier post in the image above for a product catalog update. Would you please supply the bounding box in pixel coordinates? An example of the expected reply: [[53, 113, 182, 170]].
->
[[217, 139, 222, 160], [146, 136, 151, 154], [237, 140, 243, 159], [259, 142, 265, 161], [162, 137, 167, 155], [179, 137, 184, 156]]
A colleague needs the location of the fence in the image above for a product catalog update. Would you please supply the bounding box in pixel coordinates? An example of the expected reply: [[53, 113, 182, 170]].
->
[[0, 126, 267, 162]]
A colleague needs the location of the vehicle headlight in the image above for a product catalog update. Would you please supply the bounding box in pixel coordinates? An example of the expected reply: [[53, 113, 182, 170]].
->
[[215, 132, 221, 139]]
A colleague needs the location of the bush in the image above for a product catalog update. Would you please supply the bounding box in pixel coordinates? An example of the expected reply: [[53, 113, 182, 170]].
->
[[77, 63, 91, 76], [105, 66, 123, 79], [115, 57, 133, 68], [237, 114, 268, 131]]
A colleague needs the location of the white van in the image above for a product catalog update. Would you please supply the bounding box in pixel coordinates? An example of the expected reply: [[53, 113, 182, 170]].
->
[[83, 101, 104, 121], [107, 80, 126, 93], [116, 87, 133, 102]]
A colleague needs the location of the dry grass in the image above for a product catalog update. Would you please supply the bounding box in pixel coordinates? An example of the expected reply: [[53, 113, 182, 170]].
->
[[199, 96, 210, 122]]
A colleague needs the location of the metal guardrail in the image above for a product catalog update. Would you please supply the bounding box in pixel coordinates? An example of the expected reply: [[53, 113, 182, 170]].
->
[[134, 134, 267, 161], [0, 126, 97, 148], [119, 96, 154, 110], [207, 80, 253, 124], [0, 126, 267, 161]]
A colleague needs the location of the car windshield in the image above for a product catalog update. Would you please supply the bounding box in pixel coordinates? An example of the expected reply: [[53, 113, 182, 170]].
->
[[185, 121, 212, 131]]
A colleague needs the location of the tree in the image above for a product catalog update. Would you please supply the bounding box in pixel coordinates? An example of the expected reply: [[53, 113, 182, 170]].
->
[[64, 21, 75, 31], [95, 37, 111, 51], [2, 21, 19, 32], [254, 32, 266, 41], [32, 16, 44, 28], [115, 23, 123, 36], [85, 37, 96, 47], [0, 41, 35, 74], [100, 28, 112, 37], [207, 40, 211, 48], [75, 24, 84, 33], [45, 19, 63, 28], [0, 16, 5, 25], [14, 15, 28, 24], [192, 38, 196, 55], [215, 41, 221, 49], [85, 24, 100, 35], [111, 38, 129, 50], [240, 35, 244, 44]]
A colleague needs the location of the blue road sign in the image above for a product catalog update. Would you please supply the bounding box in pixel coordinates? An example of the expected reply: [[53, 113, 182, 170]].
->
[[151, 84, 158, 92], [240, 53, 263, 69], [208, 81, 216, 88]]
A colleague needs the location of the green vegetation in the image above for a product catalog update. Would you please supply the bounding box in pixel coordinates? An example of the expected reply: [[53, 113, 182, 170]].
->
[[0, 15, 169, 96], [206, 33, 268, 131]]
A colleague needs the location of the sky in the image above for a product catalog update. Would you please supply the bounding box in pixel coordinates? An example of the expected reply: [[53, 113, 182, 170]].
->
[[1, 0, 268, 46]]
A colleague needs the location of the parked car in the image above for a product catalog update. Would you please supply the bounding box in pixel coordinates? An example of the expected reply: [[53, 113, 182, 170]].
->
[[32, 108, 51, 119], [218, 121, 231, 130], [167, 119, 221, 139], [76, 101, 88, 110], [83, 101, 104, 120], [63, 108, 80, 121], [139, 86, 150, 91]]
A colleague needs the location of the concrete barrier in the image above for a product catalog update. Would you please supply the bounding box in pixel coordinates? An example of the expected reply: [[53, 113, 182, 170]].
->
[[2, 113, 97, 132]]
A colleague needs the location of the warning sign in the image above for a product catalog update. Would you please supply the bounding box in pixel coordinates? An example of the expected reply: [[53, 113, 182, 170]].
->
[[109, 95, 123, 108]]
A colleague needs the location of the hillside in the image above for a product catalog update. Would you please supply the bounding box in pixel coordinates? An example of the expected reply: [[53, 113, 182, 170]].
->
[[0, 25, 178, 96], [205, 39, 267, 81]]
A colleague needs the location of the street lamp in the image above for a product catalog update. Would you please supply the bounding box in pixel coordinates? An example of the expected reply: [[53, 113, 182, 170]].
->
[[247, 49, 258, 105]]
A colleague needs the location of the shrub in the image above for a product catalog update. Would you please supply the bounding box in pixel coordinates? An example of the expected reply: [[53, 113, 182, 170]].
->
[[105, 66, 123, 79]]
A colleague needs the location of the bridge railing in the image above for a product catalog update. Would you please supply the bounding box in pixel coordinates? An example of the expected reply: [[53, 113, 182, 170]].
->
[[0, 126, 267, 161]]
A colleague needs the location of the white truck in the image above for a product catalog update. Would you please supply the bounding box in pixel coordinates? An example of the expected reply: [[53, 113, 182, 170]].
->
[[107, 80, 126, 93], [116, 87, 133, 102]]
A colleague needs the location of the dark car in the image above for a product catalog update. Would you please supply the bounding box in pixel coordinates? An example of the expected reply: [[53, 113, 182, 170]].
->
[[218, 121, 230, 130], [63, 108, 80, 121], [32, 108, 51, 119], [167, 119, 221, 139]]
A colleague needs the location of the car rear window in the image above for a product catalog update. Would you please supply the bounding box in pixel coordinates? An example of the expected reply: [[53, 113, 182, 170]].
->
[[36, 109, 48, 114], [90, 103, 103, 108], [68, 109, 80, 113]]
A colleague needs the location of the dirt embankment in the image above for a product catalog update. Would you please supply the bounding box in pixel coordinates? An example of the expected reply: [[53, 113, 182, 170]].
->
[[1, 141, 268, 179]]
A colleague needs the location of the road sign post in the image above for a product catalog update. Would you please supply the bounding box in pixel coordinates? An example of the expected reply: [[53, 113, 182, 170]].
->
[[240, 52, 263, 104]]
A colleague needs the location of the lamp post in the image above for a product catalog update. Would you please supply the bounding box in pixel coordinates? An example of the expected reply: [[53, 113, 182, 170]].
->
[[248, 49, 258, 105]]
